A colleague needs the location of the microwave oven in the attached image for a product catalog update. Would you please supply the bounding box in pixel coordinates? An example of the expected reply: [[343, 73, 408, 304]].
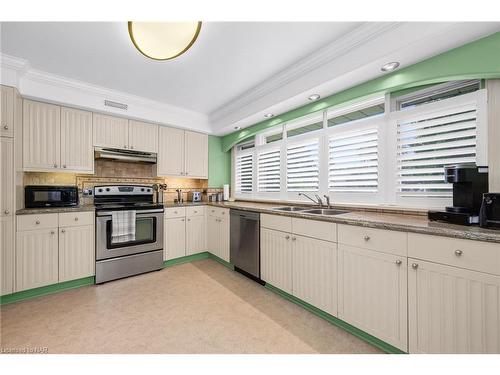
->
[[25, 185, 79, 208]]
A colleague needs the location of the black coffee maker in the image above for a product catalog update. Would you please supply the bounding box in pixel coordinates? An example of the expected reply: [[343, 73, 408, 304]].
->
[[428, 164, 489, 225]]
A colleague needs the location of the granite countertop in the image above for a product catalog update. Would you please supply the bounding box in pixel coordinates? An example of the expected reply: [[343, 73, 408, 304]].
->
[[16, 205, 96, 215], [207, 201, 500, 244], [163, 202, 207, 207]]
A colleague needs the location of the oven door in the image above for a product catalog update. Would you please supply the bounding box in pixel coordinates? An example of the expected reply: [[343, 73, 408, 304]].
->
[[96, 209, 164, 260]]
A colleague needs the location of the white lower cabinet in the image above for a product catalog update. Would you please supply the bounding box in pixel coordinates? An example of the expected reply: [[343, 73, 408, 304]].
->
[[1, 216, 15, 295], [164, 217, 186, 261], [408, 259, 500, 354], [16, 228, 59, 291], [207, 209, 230, 262], [260, 228, 293, 294], [58, 225, 95, 282], [338, 244, 408, 351], [186, 215, 206, 255], [292, 235, 337, 316]]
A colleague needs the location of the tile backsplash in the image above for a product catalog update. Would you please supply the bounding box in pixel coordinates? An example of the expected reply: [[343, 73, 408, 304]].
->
[[22, 160, 222, 205]]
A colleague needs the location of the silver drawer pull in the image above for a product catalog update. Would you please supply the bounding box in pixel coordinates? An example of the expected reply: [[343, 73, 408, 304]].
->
[[174, 211, 178, 214], [194, 211, 197, 213], [4, 210, 9, 215], [291, 236, 296, 241], [187, 219, 191, 222], [53, 164, 58, 168], [455, 249, 463, 256], [412, 263, 419, 270], [74, 217, 79, 221], [50, 230, 55, 235], [395, 260, 402, 266], [364, 235, 370, 241], [61, 229, 66, 233], [63, 165, 67, 168], [285, 235, 290, 240], [3, 125, 8, 130], [35, 220, 40, 225]]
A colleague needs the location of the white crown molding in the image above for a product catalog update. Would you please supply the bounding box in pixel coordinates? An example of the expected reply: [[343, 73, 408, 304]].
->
[[0, 53, 211, 133], [209, 22, 402, 123]]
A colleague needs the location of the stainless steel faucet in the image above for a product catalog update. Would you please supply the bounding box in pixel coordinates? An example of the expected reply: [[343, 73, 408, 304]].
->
[[323, 195, 331, 209], [298, 192, 323, 207]]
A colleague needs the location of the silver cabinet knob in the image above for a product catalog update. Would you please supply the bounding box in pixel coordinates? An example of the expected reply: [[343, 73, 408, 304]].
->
[[185, 172, 189, 175], [3, 125, 8, 130], [4, 210, 9, 215], [181, 219, 185, 222], [364, 235, 370, 241], [187, 218, 191, 222], [50, 230, 55, 235], [222, 212, 225, 215], [35, 220, 40, 225], [53, 164, 58, 168], [74, 217, 79, 221], [124, 145, 127, 149], [291, 236, 296, 241], [63, 165, 67, 168], [412, 263, 419, 269], [455, 249, 463, 256], [285, 235, 290, 240], [194, 211, 198, 214], [174, 211, 178, 214], [130, 146, 134, 149], [61, 229, 66, 233], [395, 260, 402, 265]]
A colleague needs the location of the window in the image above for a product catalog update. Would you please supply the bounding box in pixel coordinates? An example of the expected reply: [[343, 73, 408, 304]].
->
[[286, 138, 320, 192], [328, 103, 385, 127], [286, 114, 324, 138], [235, 152, 253, 194], [236, 138, 255, 151], [328, 127, 379, 193], [257, 148, 281, 192], [396, 104, 477, 199]]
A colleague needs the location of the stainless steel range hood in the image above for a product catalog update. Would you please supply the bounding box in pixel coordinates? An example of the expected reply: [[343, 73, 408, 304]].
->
[[94, 147, 157, 164]]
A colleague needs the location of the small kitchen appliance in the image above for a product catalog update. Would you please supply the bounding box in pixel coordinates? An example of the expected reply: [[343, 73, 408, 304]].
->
[[428, 164, 489, 225], [479, 193, 500, 229], [25, 185, 79, 208], [187, 191, 202, 202]]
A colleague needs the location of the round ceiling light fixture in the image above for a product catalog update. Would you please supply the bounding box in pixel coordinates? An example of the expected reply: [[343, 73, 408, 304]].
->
[[381, 61, 400, 72], [128, 21, 202, 61], [308, 94, 321, 101], [264, 113, 274, 118], [234, 126, 241, 130]]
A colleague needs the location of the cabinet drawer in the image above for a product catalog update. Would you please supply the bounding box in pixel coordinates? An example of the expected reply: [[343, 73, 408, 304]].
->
[[207, 206, 229, 219], [164, 207, 186, 219], [59, 211, 94, 227], [292, 218, 336, 242], [17, 213, 58, 231], [408, 233, 500, 275], [338, 224, 407, 256], [261, 214, 292, 233], [186, 206, 205, 217]]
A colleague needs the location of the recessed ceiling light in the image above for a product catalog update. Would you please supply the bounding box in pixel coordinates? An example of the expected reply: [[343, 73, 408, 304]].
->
[[308, 94, 321, 101], [128, 21, 202, 60], [381, 62, 400, 72], [264, 113, 274, 118], [234, 126, 241, 130]]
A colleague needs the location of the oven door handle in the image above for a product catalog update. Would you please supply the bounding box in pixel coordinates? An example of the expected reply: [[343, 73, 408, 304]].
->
[[96, 209, 164, 216]]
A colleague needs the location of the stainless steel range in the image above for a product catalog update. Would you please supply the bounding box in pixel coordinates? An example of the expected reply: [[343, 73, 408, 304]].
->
[[94, 185, 164, 284]]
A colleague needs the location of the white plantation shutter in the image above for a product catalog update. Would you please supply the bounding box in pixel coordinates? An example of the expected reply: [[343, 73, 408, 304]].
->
[[235, 153, 253, 194], [329, 127, 378, 192], [397, 104, 477, 198], [258, 149, 281, 192], [286, 138, 320, 192]]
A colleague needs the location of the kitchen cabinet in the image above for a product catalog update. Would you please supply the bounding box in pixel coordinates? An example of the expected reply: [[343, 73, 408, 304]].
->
[[338, 244, 408, 351], [1, 85, 14, 137], [292, 235, 337, 316], [58, 223, 95, 282], [23, 100, 61, 171], [16, 228, 59, 291], [207, 207, 230, 262], [164, 217, 186, 260], [1, 136, 14, 217], [260, 227, 293, 294], [157, 127, 208, 179], [128, 120, 158, 153], [408, 259, 500, 354], [184, 130, 208, 178], [1, 216, 14, 295], [60, 107, 94, 173], [92, 113, 129, 149], [186, 214, 206, 256]]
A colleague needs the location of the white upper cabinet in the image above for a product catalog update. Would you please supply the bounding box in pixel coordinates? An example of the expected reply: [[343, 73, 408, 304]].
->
[[1, 137, 14, 217], [184, 131, 208, 178], [128, 120, 158, 153], [92, 113, 129, 149], [1, 85, 14, 137], [23, 100, 61, 171], [158, 126, 185, 176], [60, 107, 94, 173]]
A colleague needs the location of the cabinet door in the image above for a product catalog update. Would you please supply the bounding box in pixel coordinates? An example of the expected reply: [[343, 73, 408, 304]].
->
[[23, 100, 61, 170], [218, 216, 230, 262], [128, 120, 158, 153], [59, 225, 95, 282], [260, 228, 292, 294], [1, 217, 14, 295], [186, 215, 206, 255], [207, 215, 220, 258], [408, 259, 500, 354], [338, 244, 408, 351], [184, 131, 208, 178], [60, 107, 94, 173], [157, 126, 184, 176], [1, 137, 14, 217], [16, 228, 59, 291], [92, 113, 128, 149], [1, 85, 14, 137], [292, 235, 337, 316], [164, 217, 186, 260]]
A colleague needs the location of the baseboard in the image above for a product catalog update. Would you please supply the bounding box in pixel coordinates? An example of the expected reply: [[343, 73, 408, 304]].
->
[[208, 253, 234, 270], [163, 252, 210, 267], [264, 283, 407, 354]]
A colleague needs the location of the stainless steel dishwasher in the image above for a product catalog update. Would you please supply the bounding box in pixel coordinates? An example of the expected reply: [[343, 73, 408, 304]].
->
[[230, 209, 261, 282]]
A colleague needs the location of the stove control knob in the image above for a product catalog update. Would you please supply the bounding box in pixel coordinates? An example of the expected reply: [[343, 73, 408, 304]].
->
[[106, 188, 110, 192], [98, 188, 103, 193], [141, 188, 145, 192]]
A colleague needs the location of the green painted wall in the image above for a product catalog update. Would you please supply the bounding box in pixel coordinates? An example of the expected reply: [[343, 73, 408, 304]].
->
[[208, 135, 231, 188], [222, 31, 500, 152]]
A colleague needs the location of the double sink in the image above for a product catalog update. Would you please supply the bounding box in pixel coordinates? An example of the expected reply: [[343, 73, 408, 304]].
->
[[272, 206, 348, 216]]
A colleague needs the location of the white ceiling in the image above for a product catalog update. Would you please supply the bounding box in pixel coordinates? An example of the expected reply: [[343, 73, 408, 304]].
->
[[1, 22, 499, 135]]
